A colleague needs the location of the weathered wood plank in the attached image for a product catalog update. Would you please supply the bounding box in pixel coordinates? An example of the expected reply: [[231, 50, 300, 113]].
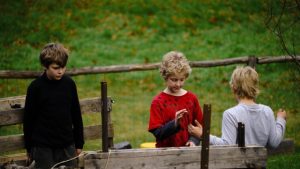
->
[[0, 109, 24, 126], [0, 95, 25, 111], [0, 97, 112, 126], [84, 146, 267, 169], [0, 153, 27, 165], [0, 134, 24, 153], [0, 96, 112, 113], [0, 124, 114, 153], [80, 97, 113, 114], [84, 124, 114, 140]]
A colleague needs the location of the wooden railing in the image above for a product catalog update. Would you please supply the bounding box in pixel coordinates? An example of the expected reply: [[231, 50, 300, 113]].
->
[[0, 94, 294, 168], [0, 55, 297, 168], [84, 146, 267, 169], [0, 55, 299, 79]]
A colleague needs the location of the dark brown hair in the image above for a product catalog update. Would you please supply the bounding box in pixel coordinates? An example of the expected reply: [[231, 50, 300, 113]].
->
[[39, 43, 69, 68]]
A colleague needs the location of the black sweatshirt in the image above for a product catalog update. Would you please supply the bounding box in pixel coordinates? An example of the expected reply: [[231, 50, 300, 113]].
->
[[23, 72, 84, 153]]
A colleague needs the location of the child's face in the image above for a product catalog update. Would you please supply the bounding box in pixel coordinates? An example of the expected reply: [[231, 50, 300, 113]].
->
[[45, 63, 66, 80], [166, 73, 186, 94]]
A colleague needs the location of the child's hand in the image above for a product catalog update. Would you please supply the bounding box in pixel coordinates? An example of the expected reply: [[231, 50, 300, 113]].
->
[[188, 120, 202, 139], [277, 108, 287, 120], [76, 149, 82, 156], [175, 109, 188, 127], [186, 141, 196, 147]]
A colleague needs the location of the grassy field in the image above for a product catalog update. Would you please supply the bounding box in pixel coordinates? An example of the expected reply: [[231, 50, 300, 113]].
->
[[0, 0, 299, 168]]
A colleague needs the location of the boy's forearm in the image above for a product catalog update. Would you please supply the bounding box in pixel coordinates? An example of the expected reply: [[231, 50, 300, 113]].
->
[[150, 120, 180, 140]]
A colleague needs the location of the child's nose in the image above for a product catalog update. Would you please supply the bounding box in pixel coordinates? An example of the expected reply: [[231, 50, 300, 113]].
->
[[58, 68, 63, 73]]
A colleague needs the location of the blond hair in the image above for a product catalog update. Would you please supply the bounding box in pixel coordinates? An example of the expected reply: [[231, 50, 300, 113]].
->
[[230, 66, 260, 99], [159, 51, 192, 80], [40, 43, 69, 68]]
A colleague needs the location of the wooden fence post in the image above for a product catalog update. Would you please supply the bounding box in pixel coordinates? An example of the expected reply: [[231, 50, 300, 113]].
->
[[101, 81, 108, 152], [237, 122, 245, 147], [201, 104, 211, 169], [248, 55, 257, 69]]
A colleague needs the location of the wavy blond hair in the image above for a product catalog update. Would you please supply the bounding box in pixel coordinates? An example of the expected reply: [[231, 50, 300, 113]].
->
[[230, 66, 260, 99], [159, 51, 192, 80]]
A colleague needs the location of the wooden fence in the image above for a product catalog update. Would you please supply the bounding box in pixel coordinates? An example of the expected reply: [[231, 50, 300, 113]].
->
[[0, 55, 297, 168], [0, 94, 114, 165], [0, 93, 294, 168], [0, 55, 299, 78], [83, 146, 267, 169], [0, 94, 273, 169]]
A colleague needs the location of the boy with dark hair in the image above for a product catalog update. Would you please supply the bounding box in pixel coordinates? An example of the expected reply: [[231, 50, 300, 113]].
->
[[23, 43, 84, 168]]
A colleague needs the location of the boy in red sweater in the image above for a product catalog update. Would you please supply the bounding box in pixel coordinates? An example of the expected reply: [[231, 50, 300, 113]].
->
[[148, 51, 203, 147]]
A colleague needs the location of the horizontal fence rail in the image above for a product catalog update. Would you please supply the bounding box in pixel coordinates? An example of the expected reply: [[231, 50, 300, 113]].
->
[[83, 146, 267, 169], [0, 124, 114, 153], [0, 56, 299, 79], [0, 96, 113, 125]]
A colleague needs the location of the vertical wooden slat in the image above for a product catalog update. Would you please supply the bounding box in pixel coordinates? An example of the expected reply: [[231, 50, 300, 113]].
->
[[101, 81, 108, 152], [237, 122, 245, 147], [201, 104, 211, 169], [108, 99, 114, 148]]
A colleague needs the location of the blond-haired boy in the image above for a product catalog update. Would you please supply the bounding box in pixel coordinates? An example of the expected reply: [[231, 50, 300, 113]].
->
[[190, 66, 286, 147], [148, 51, 203, 147]]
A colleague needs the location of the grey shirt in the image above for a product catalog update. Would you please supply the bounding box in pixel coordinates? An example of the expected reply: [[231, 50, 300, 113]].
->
[[210, 103, 286, 148]]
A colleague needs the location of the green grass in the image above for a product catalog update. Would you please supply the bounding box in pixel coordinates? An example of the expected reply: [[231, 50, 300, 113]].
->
[[0, 0, 299, 168], [268, 147, 300, 169]]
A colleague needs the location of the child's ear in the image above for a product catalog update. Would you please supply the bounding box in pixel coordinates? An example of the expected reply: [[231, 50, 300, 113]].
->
[[231, 84, 237, 93]]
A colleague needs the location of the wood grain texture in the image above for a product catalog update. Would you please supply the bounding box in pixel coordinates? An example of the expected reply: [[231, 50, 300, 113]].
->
[[84, 146, 267, 169], [0, 97, 112, 126], [0, 124, 114, 153]]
